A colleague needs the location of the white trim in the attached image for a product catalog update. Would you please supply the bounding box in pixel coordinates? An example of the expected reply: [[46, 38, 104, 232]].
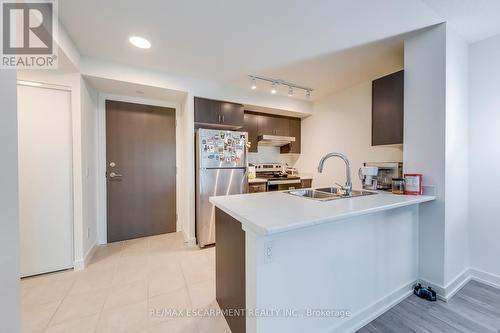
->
[[330, 280, 416, 333], [182, 230, 197, 247], [96, 93, 181, 245], [17, 80, 72, 92], [469, 268, 500, 289], [330, 269, 500, 332], [419, 267, 500, 302], [73, 241, 96, 271], [419, 270, 470, 302], [84, 241, 98, 267]]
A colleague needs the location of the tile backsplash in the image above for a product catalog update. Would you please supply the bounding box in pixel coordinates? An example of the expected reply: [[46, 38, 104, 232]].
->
[[248, 146, 299, 166]]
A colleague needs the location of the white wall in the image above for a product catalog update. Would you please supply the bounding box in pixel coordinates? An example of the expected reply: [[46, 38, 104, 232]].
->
[[81, 78, 99, 256], [0, 71, 21, 332], [404, 24, 471, 292], [469, 33, 500, 278], [404, 24, 447, 287], [295, 81, 403, 189], [444, 27, 470, 285]]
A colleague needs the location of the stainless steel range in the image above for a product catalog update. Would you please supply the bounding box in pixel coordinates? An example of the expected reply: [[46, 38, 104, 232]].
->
[[253, 163, 301, 191]]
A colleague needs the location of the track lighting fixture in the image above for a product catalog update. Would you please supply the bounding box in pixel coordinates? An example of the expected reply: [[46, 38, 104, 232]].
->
[[249, 75, 313, 99]]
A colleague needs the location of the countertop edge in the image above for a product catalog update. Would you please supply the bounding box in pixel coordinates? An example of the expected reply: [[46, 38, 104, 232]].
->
[[210, 195, 436, 236]]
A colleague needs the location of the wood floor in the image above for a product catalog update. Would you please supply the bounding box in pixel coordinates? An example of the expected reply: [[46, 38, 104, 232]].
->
[[358, 280, 500, 333]]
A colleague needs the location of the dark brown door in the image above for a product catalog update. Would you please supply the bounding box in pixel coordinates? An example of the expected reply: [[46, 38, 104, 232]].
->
[[106, 100, 176, 243]]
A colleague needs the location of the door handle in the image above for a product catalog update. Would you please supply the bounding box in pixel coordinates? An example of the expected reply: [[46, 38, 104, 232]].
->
[[109, 172, 123, 179]]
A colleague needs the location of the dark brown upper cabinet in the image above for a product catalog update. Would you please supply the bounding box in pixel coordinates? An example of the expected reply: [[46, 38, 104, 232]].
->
[[258, 114, 290, 137], [194, 97, 244, 129], [243, 111, 301, 154], [372, 70, 404, 146], [280, 117, 301, 154], [242, 112, 259, 153]]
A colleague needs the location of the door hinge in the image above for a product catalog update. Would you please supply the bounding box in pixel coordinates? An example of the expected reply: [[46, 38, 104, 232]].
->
[[176, 213, 178, 222]]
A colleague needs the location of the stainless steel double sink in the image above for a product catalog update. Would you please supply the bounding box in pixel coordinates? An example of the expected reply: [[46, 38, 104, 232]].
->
[[286, 187, 376, 201]]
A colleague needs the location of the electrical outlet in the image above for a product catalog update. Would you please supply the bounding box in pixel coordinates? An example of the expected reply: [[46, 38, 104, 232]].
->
[[264, 241, 274, 264]]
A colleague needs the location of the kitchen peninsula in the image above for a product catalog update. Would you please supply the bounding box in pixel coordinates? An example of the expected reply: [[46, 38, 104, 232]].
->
[[210, 189, 435, 333]]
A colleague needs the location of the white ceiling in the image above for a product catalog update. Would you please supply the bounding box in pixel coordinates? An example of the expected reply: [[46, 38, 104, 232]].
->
[[232, 34, 406, 100], [422, 0, 500, 43], [83, 76, 187, 102], [58, 0, 500, 100]]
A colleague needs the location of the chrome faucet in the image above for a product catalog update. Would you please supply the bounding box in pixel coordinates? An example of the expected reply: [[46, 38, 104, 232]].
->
[[317, 152, 352, 196]]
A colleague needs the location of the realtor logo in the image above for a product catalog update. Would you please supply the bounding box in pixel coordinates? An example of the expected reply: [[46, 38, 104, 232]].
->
[[1, 0, 58, 68]]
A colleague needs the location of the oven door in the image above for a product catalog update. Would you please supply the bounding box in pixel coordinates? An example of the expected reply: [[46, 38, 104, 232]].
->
[[267, 179, 302, 191]]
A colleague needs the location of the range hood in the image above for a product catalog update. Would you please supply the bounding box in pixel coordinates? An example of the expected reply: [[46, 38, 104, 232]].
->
[[257, 134, 296, 147]]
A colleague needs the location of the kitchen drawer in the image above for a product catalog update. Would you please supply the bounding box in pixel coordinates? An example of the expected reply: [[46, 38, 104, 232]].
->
[[248, 183, 266, 193]]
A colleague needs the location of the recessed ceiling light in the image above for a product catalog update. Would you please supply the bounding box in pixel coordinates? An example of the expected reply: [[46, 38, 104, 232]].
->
[[129, 36, 151, 49]]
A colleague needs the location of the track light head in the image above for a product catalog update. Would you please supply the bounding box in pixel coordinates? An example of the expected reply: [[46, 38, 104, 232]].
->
[[288, 86, 293, 97], [270, 82, 277, 94], [306, 90, 311, 98], [251, 77, 257, 90]]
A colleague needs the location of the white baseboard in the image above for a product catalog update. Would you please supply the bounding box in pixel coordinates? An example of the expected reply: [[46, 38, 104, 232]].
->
[[327, 279, 417, 333], [73, 241, 98, 271], [469, 268, 500, 289], [321, 269, 500, 332], [73, 259, 84, 271], [182, 230, 197, 247], [420, 267, 500, 302], [419, 268, 471, 302]]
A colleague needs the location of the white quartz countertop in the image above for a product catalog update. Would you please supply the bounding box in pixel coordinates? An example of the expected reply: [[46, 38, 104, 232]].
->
[[210, 190, 435, 235]]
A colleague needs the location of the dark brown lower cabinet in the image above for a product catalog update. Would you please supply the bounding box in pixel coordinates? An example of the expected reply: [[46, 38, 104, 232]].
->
[[215, 208, 246, 333]]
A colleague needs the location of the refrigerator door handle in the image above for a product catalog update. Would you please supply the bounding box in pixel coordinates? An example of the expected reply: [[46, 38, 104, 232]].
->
[[240, 168, 248, 194]]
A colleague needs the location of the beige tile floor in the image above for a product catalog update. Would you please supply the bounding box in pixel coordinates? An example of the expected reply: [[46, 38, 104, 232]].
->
[[21, 232, 231, 333]]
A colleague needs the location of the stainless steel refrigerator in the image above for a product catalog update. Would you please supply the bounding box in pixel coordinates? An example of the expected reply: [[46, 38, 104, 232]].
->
[[196, 128, 248, 247]]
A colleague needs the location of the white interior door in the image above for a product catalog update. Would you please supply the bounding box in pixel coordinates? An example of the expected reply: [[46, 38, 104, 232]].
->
[[18, 84, 74, 277]]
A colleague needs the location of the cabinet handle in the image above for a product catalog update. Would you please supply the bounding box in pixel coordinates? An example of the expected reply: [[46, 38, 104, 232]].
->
[[218, 114, 221, 123], [222, 115, 225, 123]]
